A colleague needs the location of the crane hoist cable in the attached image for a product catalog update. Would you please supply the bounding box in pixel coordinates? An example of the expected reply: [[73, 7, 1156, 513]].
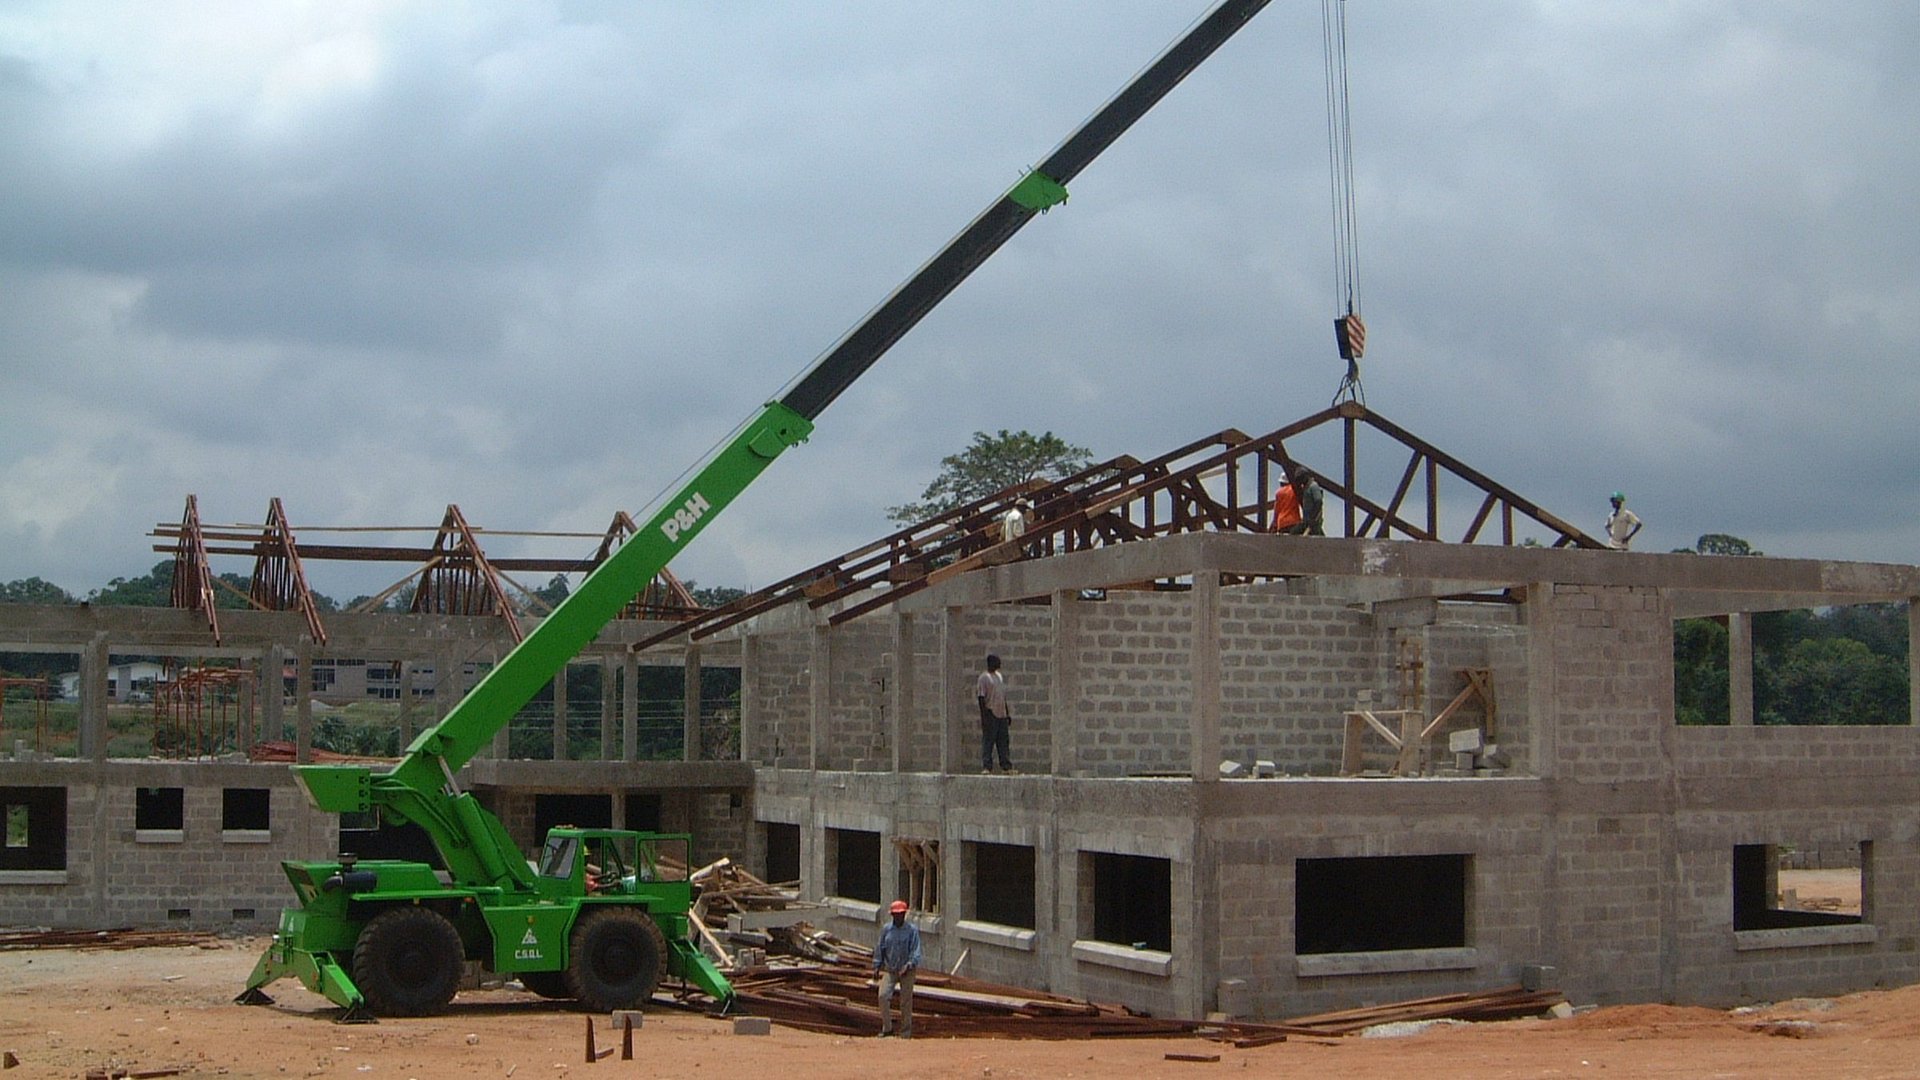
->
[[1323, 0, 1366, 405]]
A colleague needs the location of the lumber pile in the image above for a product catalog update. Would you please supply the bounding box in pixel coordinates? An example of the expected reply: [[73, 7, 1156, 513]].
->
[[1232, 985, 1566, 1046], [725, 957, 1308, 1042], [677, 858, 841, 969], [0, 927, 221, 951]]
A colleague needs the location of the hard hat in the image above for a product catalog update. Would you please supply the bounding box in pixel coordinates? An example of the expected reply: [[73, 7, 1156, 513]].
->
[[889, 900, 909, 914], [1611, 491, 1625, 501]]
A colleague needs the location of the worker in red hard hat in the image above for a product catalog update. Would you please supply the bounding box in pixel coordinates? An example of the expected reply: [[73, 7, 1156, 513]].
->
[[871, 899, 922, 1038]]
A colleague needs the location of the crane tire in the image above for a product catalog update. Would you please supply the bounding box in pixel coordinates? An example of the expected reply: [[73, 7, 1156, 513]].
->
[[351, 906, 465, 1017], [565, 907, 665, 1012]]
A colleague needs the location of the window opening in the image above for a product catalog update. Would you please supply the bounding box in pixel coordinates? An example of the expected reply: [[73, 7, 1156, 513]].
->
[[1295, 854, 1468, 954]]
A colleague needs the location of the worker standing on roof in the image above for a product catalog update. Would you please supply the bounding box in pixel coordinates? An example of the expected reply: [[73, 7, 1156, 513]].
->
[[872, 899, 921, 1038], [1271, 467, 1306, 534], [1606, 492, 1642, 550]]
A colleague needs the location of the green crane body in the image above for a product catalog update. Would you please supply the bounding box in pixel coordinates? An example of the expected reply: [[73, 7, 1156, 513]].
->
[[238, 0, 1272, 1024]]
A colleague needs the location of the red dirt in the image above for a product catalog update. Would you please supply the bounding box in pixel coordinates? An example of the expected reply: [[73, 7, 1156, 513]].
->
[[4, 939, 1920, 1079]]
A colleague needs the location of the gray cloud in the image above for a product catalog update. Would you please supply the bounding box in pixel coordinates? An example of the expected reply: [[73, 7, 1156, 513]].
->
[[2, 1, 1916, 601]]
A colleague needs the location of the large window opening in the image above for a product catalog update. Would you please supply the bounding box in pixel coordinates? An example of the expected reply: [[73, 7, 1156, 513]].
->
[[221, 788, 271, 832], [0, 787, 66, 870], [829, 828, 881, 903], [1734, 842, 1867, 930], [763, 822, 801, 885], [135, 786, 184, 831], [623, 792, 663, 833], [339, 808, 441, 867], [1295, 854, 1469, 954], [967, 841, 1033, 928], [1088, 852, 1171, 952], [534, 793, 612, 840], [1677, 602, 1910, 727]]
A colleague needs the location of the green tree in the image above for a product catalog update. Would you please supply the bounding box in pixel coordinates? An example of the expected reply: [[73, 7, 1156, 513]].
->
[[0, 576, 76, 604], [686, 582, 748, 609], [1672, 617, 1730, 726], [886, 429, 1093, 525], [1693, 533, 1762, 557], [89, 561, 174, 606], [1760, 637, 1907, 726]]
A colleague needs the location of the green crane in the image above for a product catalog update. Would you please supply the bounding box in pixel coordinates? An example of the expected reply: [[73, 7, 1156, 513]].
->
[[237, 0, 1274, 1023]]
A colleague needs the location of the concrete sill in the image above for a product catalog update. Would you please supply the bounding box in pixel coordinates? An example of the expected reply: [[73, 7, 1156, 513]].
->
[[828, 897, 882, 924], [222, 829, 272, 845], [1296, 946, 1478, 978], [134, 829, 184, 844], [0, 870, 68, 885], [1734, 923, 1876, 952], [1071, 939, 1172, 977], [956, 919, 1037, 952]]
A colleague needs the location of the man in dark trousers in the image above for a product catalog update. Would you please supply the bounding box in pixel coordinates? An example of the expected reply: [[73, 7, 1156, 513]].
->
[[872, 899, 922, 1038], [976, 654, 1014, 773]]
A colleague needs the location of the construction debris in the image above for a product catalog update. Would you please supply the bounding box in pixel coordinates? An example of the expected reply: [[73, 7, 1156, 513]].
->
[[1226, 986, 1568, 1048], [0, 928, 220, 952]]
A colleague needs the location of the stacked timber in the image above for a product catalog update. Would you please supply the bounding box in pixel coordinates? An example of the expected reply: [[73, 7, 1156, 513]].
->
[[0, 928, 221, 951]]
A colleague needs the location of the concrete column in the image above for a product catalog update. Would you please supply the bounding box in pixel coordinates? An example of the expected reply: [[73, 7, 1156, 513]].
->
[[808, 626, 829, 771], [1051, 590, 1081, 777], [683, 646, 703, 762], [1728, 612, 1755, 727], [552, 662, 569, 760], [397, 662, 417, 747], [738, 636, 759, 764], [622, 650, 640, 762], [600, 656, 616, 761], [1190, 572, 1222, 781], [489, 649, 511, 760], [1521, 583, 1556, 779], [80, 632, 109, 761], [889, 614, 914, 773], [434, 649, 458, 726], [294, 640, 314, 765], [1910, 599, 1919, 726], [940, 607, 966, 775], [259, 646, 285, 749]]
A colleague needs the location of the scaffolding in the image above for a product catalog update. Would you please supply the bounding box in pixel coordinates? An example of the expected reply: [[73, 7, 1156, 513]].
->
[[151, 665, 256, 759]]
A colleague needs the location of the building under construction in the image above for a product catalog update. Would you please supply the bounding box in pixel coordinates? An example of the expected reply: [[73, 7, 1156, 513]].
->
[[3, 403, 1918, 1021]]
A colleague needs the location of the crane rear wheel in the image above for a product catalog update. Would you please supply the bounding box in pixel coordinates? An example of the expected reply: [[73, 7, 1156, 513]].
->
[[351, 907, 465, 1017]]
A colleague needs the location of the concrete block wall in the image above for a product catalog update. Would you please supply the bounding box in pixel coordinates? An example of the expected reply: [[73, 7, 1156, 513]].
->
[[962, 607, 1054, 773], [1219, 586, 1383, 775], [823, 622, 891, 771], [0, 763, 331, 931], [747, 631, 811, 767], [1073, 595, 1194, 777], [902, 613, 942, 774], [1542, 584, 1672, 781]]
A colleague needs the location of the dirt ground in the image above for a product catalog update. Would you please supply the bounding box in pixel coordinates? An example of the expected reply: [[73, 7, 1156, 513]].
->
[[5, 931, 1920, 1080]]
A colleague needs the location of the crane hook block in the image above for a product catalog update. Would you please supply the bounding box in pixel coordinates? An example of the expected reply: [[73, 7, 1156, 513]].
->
[[1009, 170, 1069, 213], [1335, 313, 1366, 361]]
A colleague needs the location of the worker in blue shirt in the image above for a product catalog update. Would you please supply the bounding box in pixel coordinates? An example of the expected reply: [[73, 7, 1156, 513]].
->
[[871, 899, 922, 1038]]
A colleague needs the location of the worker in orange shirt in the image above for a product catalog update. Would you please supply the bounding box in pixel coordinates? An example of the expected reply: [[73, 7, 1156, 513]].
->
[[1271, 467, 1325, 536]]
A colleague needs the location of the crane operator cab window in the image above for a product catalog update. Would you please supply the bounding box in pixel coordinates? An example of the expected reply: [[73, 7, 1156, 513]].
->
[[538, 831, 685, 895]]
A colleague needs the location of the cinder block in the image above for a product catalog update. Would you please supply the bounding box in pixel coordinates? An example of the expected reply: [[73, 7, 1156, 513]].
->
[[732, 1016, 772, 1036], [610, 1009, 644, 1030]]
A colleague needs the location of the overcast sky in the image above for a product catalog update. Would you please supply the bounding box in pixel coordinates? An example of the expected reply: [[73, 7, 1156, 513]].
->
[[2, 1, 1916, 602]]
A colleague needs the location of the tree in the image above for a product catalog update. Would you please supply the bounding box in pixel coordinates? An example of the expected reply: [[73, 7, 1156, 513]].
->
[[687, 583, 747, 609], [886, 430, 1094, 525], [1692, 533, 1762, 557], [88, 561, 175, 607], [0, 577, 75, 605]]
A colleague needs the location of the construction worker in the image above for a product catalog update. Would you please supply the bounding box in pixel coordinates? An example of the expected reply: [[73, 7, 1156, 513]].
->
[[1001, 498, 1030, 544], [976, 654, 1014, 773], [1606, 491, 1642, 550], [1272, 467, 1315, 535], [872, 899, 921, 1038]]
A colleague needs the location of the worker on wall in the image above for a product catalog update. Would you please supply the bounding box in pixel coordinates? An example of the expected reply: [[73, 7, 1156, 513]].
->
[[872, 899, 922, 1038], [1606, 491, 1643, 550]]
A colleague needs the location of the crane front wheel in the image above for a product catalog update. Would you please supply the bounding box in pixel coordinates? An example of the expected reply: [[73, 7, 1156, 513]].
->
[[565, 907, 665, 1012], [351, 907, 465, 1017]]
